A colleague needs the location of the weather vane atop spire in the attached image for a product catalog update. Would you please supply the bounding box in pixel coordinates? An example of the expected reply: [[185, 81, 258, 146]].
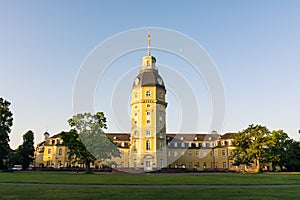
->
[[147, 31, 151, 56]]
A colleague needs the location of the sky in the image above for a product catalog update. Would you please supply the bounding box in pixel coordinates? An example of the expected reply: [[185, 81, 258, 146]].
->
[[1, 0, 300, 149]]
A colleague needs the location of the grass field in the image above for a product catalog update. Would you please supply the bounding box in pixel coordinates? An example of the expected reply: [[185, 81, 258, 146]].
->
[[1, 172, 300, 199]]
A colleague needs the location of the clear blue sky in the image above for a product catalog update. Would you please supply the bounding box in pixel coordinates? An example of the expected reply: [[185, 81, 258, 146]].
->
[[1, 0, 300, 148]]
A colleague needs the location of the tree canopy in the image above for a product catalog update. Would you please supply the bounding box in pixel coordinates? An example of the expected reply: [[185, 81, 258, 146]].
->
[[0, 97, 13, 169], [9, 130, 35, 169], [61, 112, 120, 173], [231, 124, 274, 171], [231, 124, 300, 172]]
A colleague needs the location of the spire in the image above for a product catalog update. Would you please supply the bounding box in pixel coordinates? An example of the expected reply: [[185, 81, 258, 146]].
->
[[147, 31, 151, 56]]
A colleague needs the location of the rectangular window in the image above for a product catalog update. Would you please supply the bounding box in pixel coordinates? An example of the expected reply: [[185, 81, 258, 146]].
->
[[229, 150, 232, 156], [189, 162, 193, 169], [48, 148, 51, 154], [160, 140, 163, 150], [229, 162, 233, 168], [174, 142, 177, 147], [203, 152, 207, 157], [181, 143, 185, 147], [160, 159, 164, 168], [189, 151, 192, 156], [181, 151, 184, 156], [206, 143, 209, 147], [147, 104, 150, 108], [168, 151, 171, 157], [223, 162, 227, 169], [146, 120, 150, 124], [174, 151, 178, 156], [196, 151, 199, 156], [147, 111, 151, 115], [146, 161, 151, 167], [196, 162, 200, 168], [222, 150, 226, 156]]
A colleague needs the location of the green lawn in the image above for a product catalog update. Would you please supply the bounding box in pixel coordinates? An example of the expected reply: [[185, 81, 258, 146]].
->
[[0, 186, 300, 200], [0, 171, 300, 185], [1, 172, 300, 199]]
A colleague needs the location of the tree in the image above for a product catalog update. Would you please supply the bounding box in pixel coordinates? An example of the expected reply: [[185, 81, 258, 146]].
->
[[61, 112, 120, 173], [284, 141, 300, 171], [9, 130, 35, 169], [19, 130, 35, 169], [61, 129, 95, 172], [0, 97, 13, 169], [268, 130, 292, 171], [231, 124, 274, 172]]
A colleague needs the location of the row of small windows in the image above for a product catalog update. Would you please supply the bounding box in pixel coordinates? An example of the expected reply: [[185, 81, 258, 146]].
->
[[168, 150, 233, 157], [134, 111, 163, 125], [133, 130, 164, 138], [168, 142, 215, 148], [133, 140, 164, 151], [47, 148, 63, 156], [134, 91, 163, 98], [134, 104, 151, 110], [173, 162, 232, 169]]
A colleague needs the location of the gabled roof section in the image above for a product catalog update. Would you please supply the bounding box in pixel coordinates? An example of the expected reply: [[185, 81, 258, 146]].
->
[[220, 133, 237, 140]]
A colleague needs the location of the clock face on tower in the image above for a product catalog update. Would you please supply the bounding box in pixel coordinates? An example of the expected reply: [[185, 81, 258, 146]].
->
[[135, 78, 139, 85]]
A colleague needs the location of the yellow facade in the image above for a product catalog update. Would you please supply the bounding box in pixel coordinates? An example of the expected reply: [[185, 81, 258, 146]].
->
[[34, 133, 70, 168], [129, 43, 167, 171]]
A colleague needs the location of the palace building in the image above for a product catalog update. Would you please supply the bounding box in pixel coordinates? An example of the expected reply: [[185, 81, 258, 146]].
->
[[34, 34, 238, 172]]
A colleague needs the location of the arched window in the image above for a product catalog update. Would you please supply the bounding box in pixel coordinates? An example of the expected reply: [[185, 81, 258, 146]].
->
[[146, 130, 151, 137], [146, 91, 151, 97], [134, 130, 138, 137], [134, 141, 137, 151], [146, 140, 151, 150], [58, 148, 62, 156]]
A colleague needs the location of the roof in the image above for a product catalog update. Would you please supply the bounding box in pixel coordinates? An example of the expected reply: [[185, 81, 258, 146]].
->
[[106, 133, 131, 141], [166, 133, 220, 142], [220, 133, 236, 140], [132, 70, 165, 90]]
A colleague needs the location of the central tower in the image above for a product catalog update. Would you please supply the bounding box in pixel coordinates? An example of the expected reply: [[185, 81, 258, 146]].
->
[[129, 33, 167, 171]]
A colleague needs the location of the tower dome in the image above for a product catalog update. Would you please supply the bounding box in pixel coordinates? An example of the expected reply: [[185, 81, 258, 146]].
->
[[132, 33, 165, 90]]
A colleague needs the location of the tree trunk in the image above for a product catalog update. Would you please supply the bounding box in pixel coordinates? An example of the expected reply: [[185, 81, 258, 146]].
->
[[85, 160, 91, 173], [279, 165, 283, 172], [256, 159, 262, 172]]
